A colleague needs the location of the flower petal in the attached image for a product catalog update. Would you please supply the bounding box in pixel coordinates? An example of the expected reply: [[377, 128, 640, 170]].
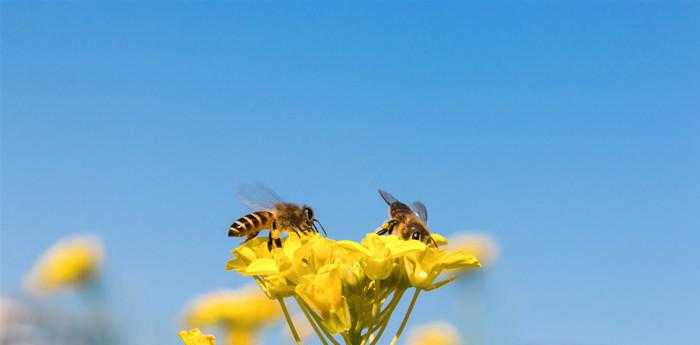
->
[[245, 258, 279, 275], [178, 329, 216, 345], [430, 233, 448, 246], [389, 240, 426, 257], [337, 240, 371, 256]]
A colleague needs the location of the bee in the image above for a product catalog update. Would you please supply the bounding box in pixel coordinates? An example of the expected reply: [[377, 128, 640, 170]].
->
[[375, 189, 435, 246], [228, 184, 325, 250]]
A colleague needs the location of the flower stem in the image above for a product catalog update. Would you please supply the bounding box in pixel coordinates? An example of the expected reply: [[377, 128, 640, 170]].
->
[[295, 296, 341, 345], [388, 288, 421, 345], [367, 288, 405, 345], [296, 297, 330, 345], [277, 297, 303, 345]]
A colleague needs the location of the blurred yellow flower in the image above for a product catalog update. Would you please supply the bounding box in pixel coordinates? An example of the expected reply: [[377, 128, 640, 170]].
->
[[182, 286, 281, 344], [447, 232, 498, 279], [227, 232, 480, 345], [179, 328, 216, 345], [407, 322, 460, 345], [24, 235, 103, 295]]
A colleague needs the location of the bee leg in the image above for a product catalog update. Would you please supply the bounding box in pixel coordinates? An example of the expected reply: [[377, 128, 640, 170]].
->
[[388, 220, 399, 234], [267, 221, 276, 251], [268, 221, 283, 250], [286, 224, 301, 238], [267, 232, 274, 251], [376, 220, 397, 236]]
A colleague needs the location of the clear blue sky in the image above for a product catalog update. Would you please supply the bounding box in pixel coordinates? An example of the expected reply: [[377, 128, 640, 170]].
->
[[2, 2, 698, 345]]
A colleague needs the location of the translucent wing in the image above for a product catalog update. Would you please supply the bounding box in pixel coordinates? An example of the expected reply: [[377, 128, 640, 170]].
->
[[411, 201, 428, 223], [378, 189, 399, 206], [235, 183, 285, 211]]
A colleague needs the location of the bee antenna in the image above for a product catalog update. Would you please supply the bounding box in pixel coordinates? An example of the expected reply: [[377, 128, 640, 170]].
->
[[314, 219, 327, 237]]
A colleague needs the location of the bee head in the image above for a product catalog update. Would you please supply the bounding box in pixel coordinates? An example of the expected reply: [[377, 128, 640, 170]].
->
[[406, 223, 434, 246], [408, 223, 423, 241], [302, 206, 314, 222], [303, 206, 327, 236]]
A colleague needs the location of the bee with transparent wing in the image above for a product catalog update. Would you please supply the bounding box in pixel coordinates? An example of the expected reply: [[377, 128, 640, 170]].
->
[[375, 189, 436, 246], [228, 184, 325, 250]]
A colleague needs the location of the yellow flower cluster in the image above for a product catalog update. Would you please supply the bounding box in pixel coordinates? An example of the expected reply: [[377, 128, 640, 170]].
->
[[24, 235, 103, 295], [182, 286, 281, 345], [226, 232, 479, 345]]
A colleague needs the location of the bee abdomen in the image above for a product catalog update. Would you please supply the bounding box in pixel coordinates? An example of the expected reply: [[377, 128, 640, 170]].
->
[[228, 211, 274, 237]]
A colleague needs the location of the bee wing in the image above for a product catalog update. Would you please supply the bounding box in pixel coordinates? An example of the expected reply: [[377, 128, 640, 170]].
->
[[235, 183, 284, 211], [378, 189, 399, 206], [411, 201, 428, 223]]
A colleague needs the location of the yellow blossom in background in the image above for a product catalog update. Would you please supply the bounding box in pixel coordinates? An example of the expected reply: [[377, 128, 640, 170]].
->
[[182, 286, 281, 345], [227, 232, 480, 345], [183, 286, 280, 328], [447, 232, 499, 275], [24, 235, 103, 295], [179, 328, 216, 345], [406, 322, 460, 345]]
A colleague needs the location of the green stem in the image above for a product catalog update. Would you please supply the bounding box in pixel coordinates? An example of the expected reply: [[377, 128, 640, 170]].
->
[[425, 276, 457, 291], [388, 288, 421, 345], [278, 298, 303, 345], [368, 288, 405, 345], [365, 288, 404, 337], [296, 297, 330, 345], [295, 297, 341, 345]]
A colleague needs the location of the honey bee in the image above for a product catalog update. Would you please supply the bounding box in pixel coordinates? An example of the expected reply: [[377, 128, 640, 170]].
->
[[228, 184, 325, 250], [375, 189, 435, 246]]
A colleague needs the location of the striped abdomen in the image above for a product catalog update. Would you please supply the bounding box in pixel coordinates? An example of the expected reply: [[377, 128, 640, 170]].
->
[[228, 210, 275, 237]]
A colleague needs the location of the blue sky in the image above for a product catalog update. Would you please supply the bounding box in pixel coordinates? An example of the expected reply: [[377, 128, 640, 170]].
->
[[2, 2, 698, 345]]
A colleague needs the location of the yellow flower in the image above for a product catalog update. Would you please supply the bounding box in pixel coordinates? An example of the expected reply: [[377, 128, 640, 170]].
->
[[182, 286, 281, 331], [24, 235, 103, 295], [430, 233, 449, 246], [179, 329, 216, 345], [407, 322, 460, 345], [227, 231, 482, 344], [403, 245, 480, 289], [339, 233, 425, 281], [295, 263, 351, 333], [227, 234, 307, 298]]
